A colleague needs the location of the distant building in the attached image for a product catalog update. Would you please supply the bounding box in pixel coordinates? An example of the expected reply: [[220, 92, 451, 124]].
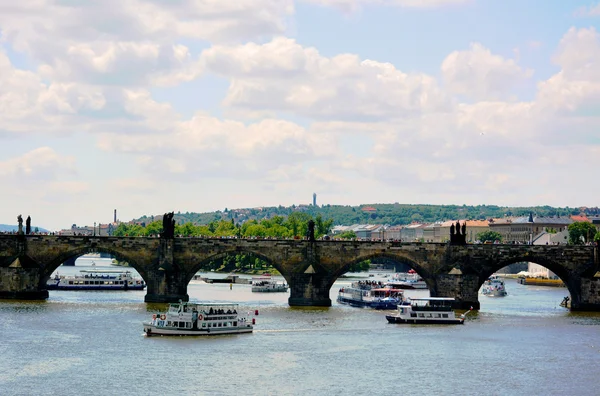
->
[[313, 193, 317, 207], [355, 224, 380, 239], [528, 230, 570, 278], [400, 223, 426, 242], [385, 225, 403, 240], [590, 216, 600, 230], [361, 206, 377, 213], [489, 214, 572, 244]]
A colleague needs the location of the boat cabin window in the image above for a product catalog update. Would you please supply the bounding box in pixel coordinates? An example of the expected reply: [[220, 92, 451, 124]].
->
[[410, 313, 417, 318], [442, 314, 448, 318]]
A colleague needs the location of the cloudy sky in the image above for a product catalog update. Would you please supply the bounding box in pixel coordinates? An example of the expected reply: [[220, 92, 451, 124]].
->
[[1, 0, 600, 230]]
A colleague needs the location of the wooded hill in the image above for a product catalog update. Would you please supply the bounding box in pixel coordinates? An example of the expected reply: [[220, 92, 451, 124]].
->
[[133, 204, 598, 227]]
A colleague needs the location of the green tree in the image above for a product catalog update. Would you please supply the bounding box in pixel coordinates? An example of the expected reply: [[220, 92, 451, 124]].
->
[[594, 231, 600, 243], [176, 222, 198, 237], [338, 231, 357, 239], [568, 222, 598, 244], [145, 220, 163, 236], [348, 259, 371, 272], [113, 223, 145, 236], [314, 214, 333, 238], [285, 212, 311, 237], [476, 230, 503, 243]]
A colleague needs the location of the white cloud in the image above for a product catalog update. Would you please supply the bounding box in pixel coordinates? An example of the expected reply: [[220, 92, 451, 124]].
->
[[0, 50, 106, 135], [0, 1, 294, 87], [441, 43, 533, 100], [0, 1, 294, 49], [97, 100, 338, 181], [537, 27, 600, 114], [573, 3, 600, 17], [0, 147, 76, 180], [3, 3, 600, 230], [201, 37, 451, 121], [93, 27, 600, 201], [302, 0, 471, 13]]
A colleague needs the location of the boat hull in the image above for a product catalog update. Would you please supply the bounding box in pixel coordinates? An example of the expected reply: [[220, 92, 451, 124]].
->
[[484, 290, 507, 297], [518, 277, 565, 287], [337, 296, 397, 310], [143, 323, 253, 336], [47, 284, 145, 291], [385, 315, 464, 325], [251, 287, 288, 293], [46, 285, 146, 291]]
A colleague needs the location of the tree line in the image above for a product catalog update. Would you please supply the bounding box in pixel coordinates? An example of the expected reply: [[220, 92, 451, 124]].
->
[[134, 204, 599, 228], [114, 212, 334, 239]]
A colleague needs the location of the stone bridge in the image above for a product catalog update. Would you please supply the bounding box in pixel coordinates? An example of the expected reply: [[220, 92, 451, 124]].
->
[[1, 235, 599, 311]]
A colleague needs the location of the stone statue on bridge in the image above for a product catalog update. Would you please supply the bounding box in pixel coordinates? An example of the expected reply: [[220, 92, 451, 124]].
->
[[450, 221, 467, 245], [26, 216, 31, 235], [307, 220, 315, 242], [17, 215, 23, 234], [161, 212, 175, 239]]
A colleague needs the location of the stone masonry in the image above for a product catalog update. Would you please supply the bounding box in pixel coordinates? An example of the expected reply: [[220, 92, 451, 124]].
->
[[0, 235, 598, 311]]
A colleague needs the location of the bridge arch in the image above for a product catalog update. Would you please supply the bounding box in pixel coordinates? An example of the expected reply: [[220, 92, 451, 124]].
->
[[480, 255, 577, 302], [183, 248, 285, 286], [44, 246, 149, 285], [329, 252, 434, 290]]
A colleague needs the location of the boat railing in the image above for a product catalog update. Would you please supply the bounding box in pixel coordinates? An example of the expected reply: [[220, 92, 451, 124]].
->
[[411, 305, 453, 312]]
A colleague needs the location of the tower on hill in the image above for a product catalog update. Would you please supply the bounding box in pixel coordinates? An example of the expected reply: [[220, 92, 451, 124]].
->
[[313, 193, 317, 207]]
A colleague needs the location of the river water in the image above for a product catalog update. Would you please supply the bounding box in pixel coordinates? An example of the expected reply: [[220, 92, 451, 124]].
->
[[2, 258, 600, 396]]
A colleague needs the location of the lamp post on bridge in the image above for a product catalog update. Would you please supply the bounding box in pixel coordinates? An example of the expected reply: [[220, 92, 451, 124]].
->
[[94, 222, 96, 236]]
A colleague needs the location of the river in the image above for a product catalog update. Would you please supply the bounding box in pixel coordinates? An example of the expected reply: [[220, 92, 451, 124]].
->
[[1, 259, 600, 396]]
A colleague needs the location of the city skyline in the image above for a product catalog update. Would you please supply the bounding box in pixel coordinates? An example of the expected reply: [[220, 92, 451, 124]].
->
[[2, 1, 600, 230]]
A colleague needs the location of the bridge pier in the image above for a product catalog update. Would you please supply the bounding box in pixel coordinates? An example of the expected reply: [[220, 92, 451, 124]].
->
[[434, 273, 481, 310], [144, 238, 189, 303], [288, 273, 332, 307], [570, 277, 600, 311], [144, 270, 189, 303], [0, 267, 49, 300]]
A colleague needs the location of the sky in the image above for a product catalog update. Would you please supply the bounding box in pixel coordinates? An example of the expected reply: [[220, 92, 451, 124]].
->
[[1, 0, 600, 231]]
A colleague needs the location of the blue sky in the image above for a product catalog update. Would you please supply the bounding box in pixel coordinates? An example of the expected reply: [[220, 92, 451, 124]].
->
[[1, 0, 600, 230]]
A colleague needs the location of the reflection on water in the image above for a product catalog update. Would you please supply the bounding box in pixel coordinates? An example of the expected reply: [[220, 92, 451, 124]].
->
[[2, 269, 600, 396]]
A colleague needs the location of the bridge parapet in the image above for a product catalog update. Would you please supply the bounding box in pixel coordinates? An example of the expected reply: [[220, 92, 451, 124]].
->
[[0, 236, 599, 310]]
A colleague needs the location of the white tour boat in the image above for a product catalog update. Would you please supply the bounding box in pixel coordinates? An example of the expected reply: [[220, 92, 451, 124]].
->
[[337, 281, 404, 309], [143, 301, 255, 337], [386, 271, 428, 290], [481, 275, 507, 297], [46, 269, 146, 291], [385, 297, 471, 325], [251, 275, 288, 293]]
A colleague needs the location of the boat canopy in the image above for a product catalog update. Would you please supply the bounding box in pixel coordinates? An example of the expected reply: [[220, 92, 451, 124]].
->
[[171, 302, 239, 307]]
